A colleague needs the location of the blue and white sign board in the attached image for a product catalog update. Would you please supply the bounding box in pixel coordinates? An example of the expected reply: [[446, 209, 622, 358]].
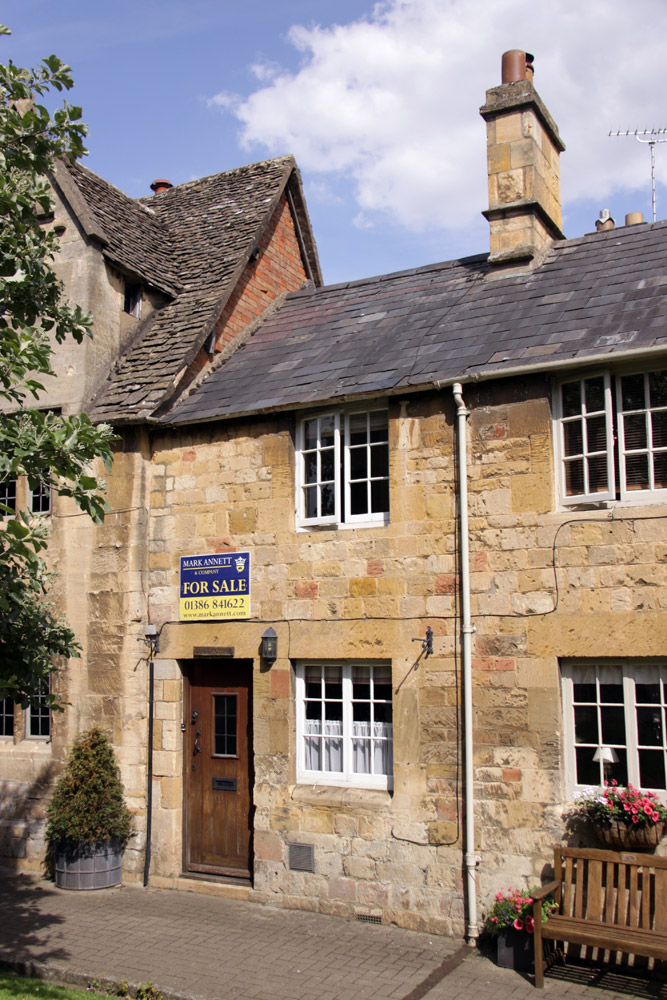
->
[[179, 552, 250, 621]]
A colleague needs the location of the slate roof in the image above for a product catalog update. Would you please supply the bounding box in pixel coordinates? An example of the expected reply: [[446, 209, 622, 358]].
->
[[52, 156, 320, 424], [164, 220, 667, 425]]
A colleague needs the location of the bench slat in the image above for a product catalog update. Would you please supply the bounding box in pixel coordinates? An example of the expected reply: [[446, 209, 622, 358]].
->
[[539, 915, 667, 959]]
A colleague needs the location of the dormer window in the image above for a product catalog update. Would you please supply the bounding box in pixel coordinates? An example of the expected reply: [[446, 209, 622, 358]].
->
[[124, 282, 142, 319]]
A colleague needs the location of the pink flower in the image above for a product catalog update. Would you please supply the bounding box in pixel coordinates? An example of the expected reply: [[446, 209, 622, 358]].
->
[[624, 803, 631, 811], [495, 892, 503, 901], [654, 812, 661, 822], [513, 918, 524, 931], [491, 916, 497, 923], [525, 916, 534, 934], [632, 815, 638, 824]]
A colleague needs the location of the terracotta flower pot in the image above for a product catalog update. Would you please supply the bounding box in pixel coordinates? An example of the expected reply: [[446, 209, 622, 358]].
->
[[593, 819, 665, 852]]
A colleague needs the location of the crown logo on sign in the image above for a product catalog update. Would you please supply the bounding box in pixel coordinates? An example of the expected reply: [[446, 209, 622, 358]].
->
[[235, 556, 246, 573]]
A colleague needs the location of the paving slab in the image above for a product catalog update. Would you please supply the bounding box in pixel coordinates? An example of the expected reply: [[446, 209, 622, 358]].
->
[[0, 873, 664, 1000]]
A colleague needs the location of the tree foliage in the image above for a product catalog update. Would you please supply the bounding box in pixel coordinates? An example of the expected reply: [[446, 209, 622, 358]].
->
[[0, 26, 116, 705], [46, 727, 133, 845]]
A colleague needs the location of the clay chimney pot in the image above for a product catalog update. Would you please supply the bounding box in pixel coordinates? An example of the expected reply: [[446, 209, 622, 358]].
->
[[150, 179, 173, 195]]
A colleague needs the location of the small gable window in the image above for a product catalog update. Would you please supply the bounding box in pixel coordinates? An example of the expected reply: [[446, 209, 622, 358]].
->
[[296, 407, 389, 528], [124, 282, 142, 319]]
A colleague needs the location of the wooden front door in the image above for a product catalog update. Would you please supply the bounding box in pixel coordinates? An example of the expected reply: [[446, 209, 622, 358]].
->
[[184, 659, 253, 879]]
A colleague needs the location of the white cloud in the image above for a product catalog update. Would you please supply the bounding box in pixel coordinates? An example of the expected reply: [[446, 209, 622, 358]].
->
[[216, 0, 667, 235]]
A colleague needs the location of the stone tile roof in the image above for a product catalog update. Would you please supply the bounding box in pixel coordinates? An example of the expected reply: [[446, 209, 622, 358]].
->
[[56, 156, 319, 424], [165, 220, 667, 425]]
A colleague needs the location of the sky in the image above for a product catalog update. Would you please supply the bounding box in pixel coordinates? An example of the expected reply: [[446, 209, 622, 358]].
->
[[4, 0, 667, 284]]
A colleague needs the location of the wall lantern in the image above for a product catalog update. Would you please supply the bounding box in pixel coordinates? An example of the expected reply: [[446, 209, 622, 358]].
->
[[261, 627, 278, 665]]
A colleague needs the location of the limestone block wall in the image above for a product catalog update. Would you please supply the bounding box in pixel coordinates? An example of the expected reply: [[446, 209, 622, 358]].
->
[[35, 186, 137, 414], [148, 376, 667, 934], [464, 375, 667, 911], [149, 396, 465, 933]]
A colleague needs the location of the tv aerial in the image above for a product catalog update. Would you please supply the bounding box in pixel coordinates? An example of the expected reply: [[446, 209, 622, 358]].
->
[[609, 128, 667, 223]]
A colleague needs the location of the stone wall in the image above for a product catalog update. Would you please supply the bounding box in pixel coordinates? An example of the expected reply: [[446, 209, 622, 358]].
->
[[146, 376, 667, 933]]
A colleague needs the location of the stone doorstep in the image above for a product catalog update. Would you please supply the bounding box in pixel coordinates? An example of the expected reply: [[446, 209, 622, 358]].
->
[[148, 873, 251, 901]]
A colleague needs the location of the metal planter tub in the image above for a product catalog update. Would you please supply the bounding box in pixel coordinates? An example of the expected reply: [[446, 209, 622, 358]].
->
[[54, 839, 123, 890]]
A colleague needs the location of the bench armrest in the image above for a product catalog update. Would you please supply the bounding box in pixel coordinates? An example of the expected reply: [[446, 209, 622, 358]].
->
[[532, 880, 559, 902]]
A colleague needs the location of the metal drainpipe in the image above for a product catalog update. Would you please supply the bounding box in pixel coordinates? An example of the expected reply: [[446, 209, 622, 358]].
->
[[452, 382, 480, 942]]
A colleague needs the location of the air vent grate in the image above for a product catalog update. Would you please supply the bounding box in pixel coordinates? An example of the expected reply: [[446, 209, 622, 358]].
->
[[356, 913, 382, 924], [288, 842, 315, 872]]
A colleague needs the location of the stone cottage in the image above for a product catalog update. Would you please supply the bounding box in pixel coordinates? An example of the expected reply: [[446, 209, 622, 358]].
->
[[2, 50, 666, 940]]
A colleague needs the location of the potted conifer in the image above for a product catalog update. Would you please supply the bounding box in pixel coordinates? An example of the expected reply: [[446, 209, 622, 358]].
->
[[46, 727, 133, 889]]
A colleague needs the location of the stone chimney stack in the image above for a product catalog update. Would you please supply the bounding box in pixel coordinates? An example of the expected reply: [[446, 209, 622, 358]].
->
[[480, 50, 565, 272]]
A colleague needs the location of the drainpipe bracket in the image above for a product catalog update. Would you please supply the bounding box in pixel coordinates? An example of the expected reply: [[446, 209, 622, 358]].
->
[[462, 624, 476, 635], [465, 852, 482, 868]]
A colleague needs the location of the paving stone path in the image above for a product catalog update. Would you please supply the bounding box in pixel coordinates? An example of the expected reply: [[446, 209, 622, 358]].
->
[[0, 874, 663, 1000]]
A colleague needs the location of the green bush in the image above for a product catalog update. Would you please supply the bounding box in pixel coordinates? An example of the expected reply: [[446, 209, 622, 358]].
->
[[46, 727, 132, 845]]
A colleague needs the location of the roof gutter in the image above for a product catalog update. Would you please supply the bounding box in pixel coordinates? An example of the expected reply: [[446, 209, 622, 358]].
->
[[436, 342, 667, 390]]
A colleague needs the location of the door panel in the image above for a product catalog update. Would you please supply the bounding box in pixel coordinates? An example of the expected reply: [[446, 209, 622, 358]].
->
[[184, 660, 253, 878]]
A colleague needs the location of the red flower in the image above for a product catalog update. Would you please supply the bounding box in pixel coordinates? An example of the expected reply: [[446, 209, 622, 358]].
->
[[513, 918, 524, 931]]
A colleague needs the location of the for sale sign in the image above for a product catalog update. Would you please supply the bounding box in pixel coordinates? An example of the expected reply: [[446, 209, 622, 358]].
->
[[179, 552, 250, 621]]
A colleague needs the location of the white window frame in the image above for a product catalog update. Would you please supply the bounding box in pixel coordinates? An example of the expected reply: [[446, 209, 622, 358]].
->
[[616, 370, 667, 502], [0, 697, 14, 738], [29, 480, 51, 516], [562, 660, 667, 802], [27, 680, 51, 740], [296, 406, 389, 529], [554, 372, 615, 504], [555, 367, 667, 506], [295, 661, 393, 790]]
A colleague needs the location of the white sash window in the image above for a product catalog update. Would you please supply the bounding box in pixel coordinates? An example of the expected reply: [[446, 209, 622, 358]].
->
[[297, 662, 393, 789]]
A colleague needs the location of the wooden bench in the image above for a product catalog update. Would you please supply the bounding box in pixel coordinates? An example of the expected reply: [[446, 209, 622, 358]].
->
[[532, 845, 667, 988]]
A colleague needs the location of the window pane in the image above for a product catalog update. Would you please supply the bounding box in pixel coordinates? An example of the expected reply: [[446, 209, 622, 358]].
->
[[353, 701, 371, 722], [651, 410, 667, 448], [639, 749, 666, 789], [370, 443, 389, 478], [371, 479, 389, 513], [585, 377, 605, 412], [304, 452, 318, 484], [624, 413, 647, 450], [29, 681, 50, 738], [349, 413, 368, 446], [320, 415, 335, 447], [564, 422, 583, 457], [654, 452, 667, 490], [214, 694, 237, 756], [621, 373, 645, 411], [304, 419, 318, 449], [369, 412, 388, 442], [562, 382, 581, 417], [0, 479, 16, 513], [350, 447, 367, 480], [575, 746, 600, 785], [636, 683, 661, 704], [587, 415, 607, 452], [625, 453, 649, 489], [600, 706, 626, 745], [588, 456, 608, 493], [636, 706, 663, 746], [321, 483, 335, 517], [574, 705, 598, 744], [304, 485, 318, 519], [0, 698, 13, 737], [600, 684, 623, 703], [564, 459, 583, 495], [350, 481, 368, 515], [649, 371, 667, 408], [320, 448, 335, 483], [573, 683, 597, 702]]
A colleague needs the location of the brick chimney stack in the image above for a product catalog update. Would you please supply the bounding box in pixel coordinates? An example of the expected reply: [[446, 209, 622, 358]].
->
[[480, 50, 565, 272]]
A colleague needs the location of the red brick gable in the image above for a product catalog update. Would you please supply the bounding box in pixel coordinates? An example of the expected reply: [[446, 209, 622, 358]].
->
[[215, 194, 307, 351]]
